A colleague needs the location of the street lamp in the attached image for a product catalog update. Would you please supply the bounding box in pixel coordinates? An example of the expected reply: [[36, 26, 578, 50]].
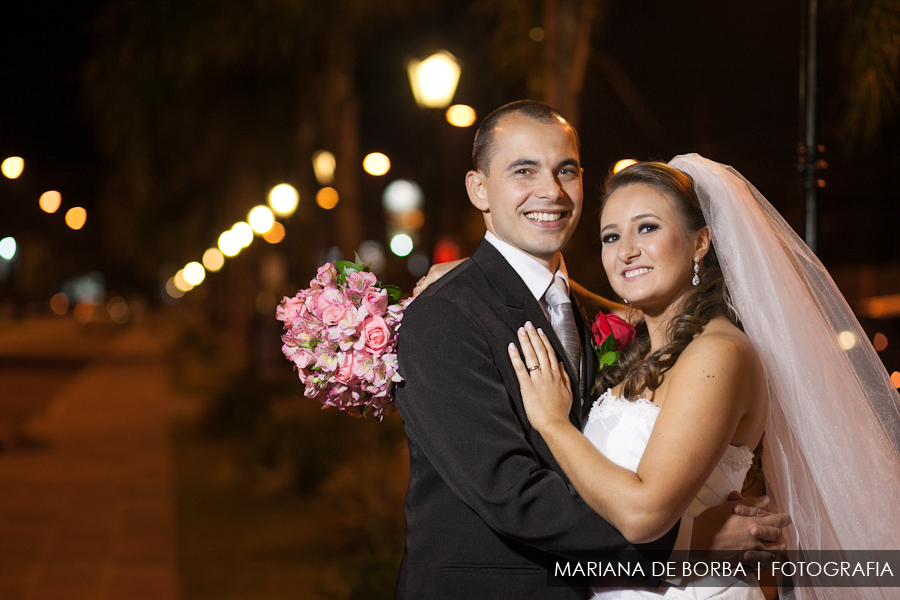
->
[[407, 51, 461, 109]]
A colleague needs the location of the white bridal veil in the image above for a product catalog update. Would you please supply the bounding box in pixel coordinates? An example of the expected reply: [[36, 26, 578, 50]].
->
[[669, 154, 900, 600]]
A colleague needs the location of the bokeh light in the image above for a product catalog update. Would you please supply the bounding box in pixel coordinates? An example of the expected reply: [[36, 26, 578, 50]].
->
[[408, 252, 430, 277], [892, 371, 900, 389], [390, 233, 414, 257], [232, 222, 254, 247], [529, 27, 545, 42], [39, 190, 62, 213], [397, 209, 425, 229], [433, 238, 461, 264], [107, 296, 130, 324], [218, 230, 241, 257], [363, 152, 391, 176], [873, 333, 888, 352], [165, 277, 185, 299], [202, 248, 225, 272], [263, 221, 285, 244], [382, 179, 424, 213], [268, 183, 299, 217], [446, 104, 477, 127], [65, 207, 87, 230], [1, 156, 24, 179], [174, 269, 194, 293], [613, 159, 639, 174], [316, 187, 339, 210], [248, 205, 275, 234], [73, 303, 95, 324], [837, 331, 857, 351], [358, 240, 386, 273], [407, 51, 461, 108], [183, 261, 206, 286], [0, 237, 16, 260], [312, 150, 336, 185], [50, 292, 69, 315]]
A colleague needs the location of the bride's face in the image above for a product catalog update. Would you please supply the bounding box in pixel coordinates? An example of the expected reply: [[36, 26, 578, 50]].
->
[[600, 183, 699, 315]]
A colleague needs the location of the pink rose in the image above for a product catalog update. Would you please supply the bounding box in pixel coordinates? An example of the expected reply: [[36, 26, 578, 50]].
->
[[362, 288, 388, 316], [323, 304, 356, 326], [289, 347, 317, 369], [591, 313, 636, 351], [335, 353, 357, 384], [360, 315, 391, 353]]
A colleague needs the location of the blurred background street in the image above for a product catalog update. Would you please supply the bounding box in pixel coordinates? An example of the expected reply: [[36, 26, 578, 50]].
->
[[2, 0, 900, 598]]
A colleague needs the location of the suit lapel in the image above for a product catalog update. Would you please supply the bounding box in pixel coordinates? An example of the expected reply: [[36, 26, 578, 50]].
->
[[472, 241, 584, 429]]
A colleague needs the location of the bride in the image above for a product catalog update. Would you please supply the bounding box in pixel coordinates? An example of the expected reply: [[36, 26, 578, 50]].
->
[[422, 154, 900, 599], [507, 155, 900, 599]]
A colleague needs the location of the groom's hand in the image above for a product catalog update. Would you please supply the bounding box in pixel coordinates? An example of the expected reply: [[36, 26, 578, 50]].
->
[[691, 491, 791, 562]]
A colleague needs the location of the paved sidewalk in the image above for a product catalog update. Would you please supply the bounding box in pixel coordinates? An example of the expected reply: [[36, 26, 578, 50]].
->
[[0, 318, 185, 600]]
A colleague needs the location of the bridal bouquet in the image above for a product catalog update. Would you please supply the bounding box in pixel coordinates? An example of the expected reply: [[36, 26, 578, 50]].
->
[[276, 260, 410, 420]]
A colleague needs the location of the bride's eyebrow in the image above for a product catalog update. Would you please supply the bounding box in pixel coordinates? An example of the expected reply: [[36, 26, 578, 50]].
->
[[600, 213, 660, 233]]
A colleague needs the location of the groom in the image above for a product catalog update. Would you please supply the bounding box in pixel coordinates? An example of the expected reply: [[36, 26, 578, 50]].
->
[[393, 100, 785, 599]]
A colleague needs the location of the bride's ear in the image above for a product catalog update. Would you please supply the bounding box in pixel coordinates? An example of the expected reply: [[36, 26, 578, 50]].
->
[[466, 170, 490, 212], [693, 226, 711, 259]]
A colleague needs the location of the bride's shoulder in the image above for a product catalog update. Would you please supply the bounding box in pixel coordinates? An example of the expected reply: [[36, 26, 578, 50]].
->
[[674, 317, 761, 375]]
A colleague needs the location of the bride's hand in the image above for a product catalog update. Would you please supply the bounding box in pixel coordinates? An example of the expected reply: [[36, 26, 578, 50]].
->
[[413, 258, 468, 297], [508, 321, 573, 433]]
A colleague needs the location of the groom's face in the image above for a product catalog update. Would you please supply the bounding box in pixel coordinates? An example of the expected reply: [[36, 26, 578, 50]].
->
[[466, 113, 583, 269]]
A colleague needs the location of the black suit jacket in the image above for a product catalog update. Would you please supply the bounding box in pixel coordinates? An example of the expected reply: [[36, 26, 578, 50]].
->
[[393, 241, 679, 599]]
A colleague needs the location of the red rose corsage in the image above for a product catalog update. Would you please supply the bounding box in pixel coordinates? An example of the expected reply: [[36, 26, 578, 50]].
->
[[590, 312, 636, 368]]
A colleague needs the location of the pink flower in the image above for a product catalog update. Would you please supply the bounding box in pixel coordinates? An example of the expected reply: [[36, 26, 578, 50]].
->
[[347, 271, 377, 294], [359, 315, 391, 353], [362, 288, 389, 316], [323, 303, 356, 326], [335, 352, 357, 384], [313, 263, 337, 288], [289, 347, 317, 369]]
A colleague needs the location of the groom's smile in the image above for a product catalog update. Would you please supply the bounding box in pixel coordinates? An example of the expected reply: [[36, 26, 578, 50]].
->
[[465, 112, 583, 271]]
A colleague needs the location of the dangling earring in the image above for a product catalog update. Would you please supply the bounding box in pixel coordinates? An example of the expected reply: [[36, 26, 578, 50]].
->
[[692, 256, 701, 286]]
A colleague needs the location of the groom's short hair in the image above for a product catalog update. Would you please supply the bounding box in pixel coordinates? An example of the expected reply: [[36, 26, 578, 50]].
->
[[472, 100, 580, 175]]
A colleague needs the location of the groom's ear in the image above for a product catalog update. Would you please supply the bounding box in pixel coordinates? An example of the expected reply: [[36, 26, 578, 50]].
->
[[466, 170, 490, 212]]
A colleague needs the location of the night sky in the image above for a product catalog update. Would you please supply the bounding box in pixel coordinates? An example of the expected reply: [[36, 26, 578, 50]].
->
[[2, 1, 899, 295]]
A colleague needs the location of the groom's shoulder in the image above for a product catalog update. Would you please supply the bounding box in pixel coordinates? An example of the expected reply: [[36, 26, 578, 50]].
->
[[403, 259, 493, 325], [423, 258, 485, 298]]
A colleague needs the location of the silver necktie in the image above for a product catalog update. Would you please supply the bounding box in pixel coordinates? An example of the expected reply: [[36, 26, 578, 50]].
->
[[544, 275, 582, 389]]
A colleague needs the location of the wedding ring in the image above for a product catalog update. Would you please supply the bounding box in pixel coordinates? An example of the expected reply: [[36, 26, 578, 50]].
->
[[527, 365, 540, 372]]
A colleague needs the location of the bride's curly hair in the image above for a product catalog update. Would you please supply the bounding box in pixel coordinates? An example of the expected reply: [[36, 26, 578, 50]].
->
[[596, 162, 741, 400]]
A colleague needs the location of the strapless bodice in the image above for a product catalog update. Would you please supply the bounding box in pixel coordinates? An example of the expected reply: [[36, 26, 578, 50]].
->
[[581, 390, 763, 600], [583, 390, 754, 517]]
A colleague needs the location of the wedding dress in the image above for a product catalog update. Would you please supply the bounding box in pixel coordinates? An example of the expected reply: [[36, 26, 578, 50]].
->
[[582, 390, 766, 600]]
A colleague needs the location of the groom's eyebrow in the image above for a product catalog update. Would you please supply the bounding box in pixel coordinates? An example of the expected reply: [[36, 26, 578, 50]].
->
[[505, 157, 581, 171], [506, 158, 539, 171]]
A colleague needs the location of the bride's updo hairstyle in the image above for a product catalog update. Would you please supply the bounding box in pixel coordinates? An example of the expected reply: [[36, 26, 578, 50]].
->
[[596, 161, 741, 401]]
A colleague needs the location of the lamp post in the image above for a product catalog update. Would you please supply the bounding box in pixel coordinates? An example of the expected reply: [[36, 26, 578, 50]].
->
[[406, 51, 462, 273]]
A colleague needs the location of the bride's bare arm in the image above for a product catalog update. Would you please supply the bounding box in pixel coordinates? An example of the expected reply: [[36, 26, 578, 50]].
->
[[508, 322, 764, 544]]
